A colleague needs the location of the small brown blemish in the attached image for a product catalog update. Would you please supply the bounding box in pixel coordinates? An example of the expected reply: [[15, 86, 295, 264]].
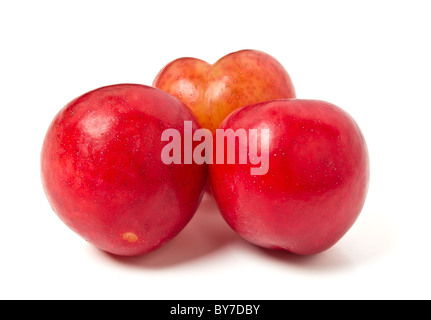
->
[[123, 232, 138, 243]]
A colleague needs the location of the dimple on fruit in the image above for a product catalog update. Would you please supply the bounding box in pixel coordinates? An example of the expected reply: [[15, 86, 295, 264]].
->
[[153, 49, 296, 133]]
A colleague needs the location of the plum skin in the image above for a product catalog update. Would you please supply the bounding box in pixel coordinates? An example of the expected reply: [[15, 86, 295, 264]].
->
[[41, 84, 207, 256], [209, 99, 370, 255], [153, 49, 296, 133]]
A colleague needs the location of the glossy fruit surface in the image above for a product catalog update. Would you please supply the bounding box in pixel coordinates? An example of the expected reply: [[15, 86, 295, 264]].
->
[[41, 84, 207, 256], [153, 49, 296, 133], [209, 99, 369, 255]]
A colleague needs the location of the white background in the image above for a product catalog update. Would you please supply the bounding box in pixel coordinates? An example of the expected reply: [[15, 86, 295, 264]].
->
[[1, 0, 430, 300]]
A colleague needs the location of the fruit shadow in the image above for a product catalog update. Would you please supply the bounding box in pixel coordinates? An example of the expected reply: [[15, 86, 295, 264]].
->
[[249, 208, 401, 273], [101, 201, 399, 271], [253, 245, 355, 273], [103, 193, 241, 268]]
